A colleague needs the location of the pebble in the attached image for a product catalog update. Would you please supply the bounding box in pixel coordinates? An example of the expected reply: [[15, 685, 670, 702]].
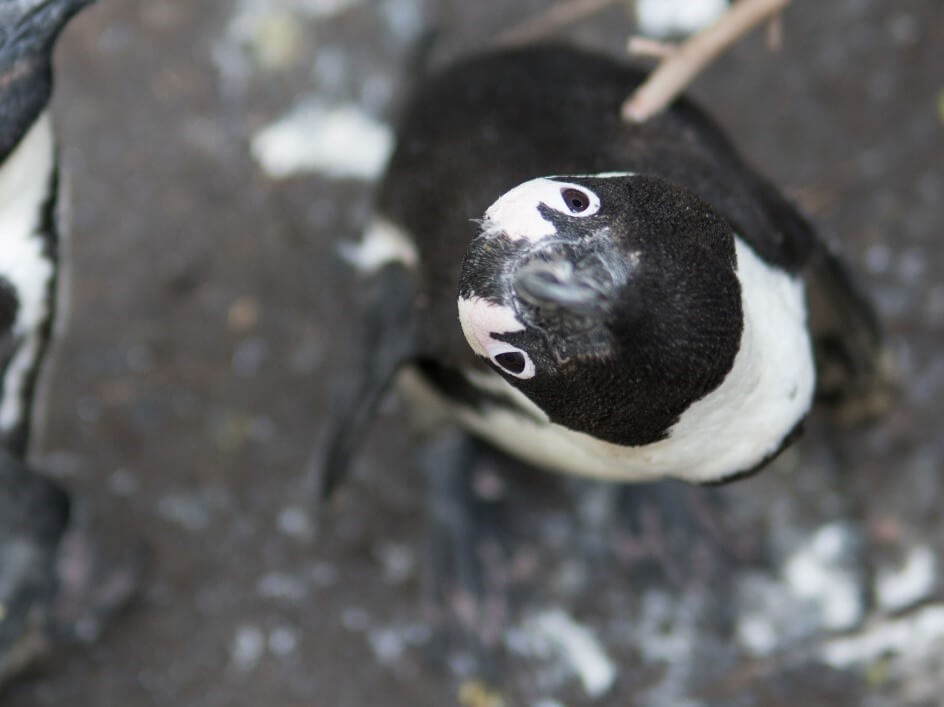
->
[[231, 625, 265, 671], [108, 468, 138, 497], [783, 522, 865, 631], [635, 0, 728, 38], [256, 572, 307, 601], [278, 506, 314, 539], [822, 604, 944, 669], [341, 606, 370, 631], [374, 541, 415, 584], [876, 545, 938, 613], [310, 562, 340, 587], [514, 608, 616, 698], [232, 336, 269, 378], [227, 296, 262, 332], [269, 626, 299, 656], [157, 493, 212, 531], [250, 101, 393, 180]]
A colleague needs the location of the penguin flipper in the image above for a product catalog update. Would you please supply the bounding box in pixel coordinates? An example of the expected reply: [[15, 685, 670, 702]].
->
[[319, 263, 419, 500]]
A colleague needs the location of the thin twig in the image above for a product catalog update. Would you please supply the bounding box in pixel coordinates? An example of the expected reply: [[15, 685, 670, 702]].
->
[[496, 0, 620, 47], [627, 36, 679, 60], [621, 0, 791, 123], [766, 14, 783, 50]]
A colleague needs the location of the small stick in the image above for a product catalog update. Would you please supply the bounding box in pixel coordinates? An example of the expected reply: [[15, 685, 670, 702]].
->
[[766, 14, 783, 50], [621, 0, 791, 123], [627, 36, 679, 60], [497, 0, 620, 46]]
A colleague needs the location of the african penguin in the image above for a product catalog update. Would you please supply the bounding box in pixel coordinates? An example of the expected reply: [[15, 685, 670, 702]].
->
[[0, 0, 122, 688], [322, 43, 882, 496], [0, 0, 91, 458]]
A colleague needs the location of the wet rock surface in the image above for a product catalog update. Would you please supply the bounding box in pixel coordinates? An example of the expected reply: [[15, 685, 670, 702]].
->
[[7, 0, 944, 705]]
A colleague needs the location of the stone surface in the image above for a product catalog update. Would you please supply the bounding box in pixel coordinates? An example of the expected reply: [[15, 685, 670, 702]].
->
[[5, 1, 943, 705]]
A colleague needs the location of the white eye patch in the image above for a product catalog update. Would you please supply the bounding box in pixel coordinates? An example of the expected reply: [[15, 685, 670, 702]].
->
[[482, 178, 601, 244], [457, 296, 536, 379]]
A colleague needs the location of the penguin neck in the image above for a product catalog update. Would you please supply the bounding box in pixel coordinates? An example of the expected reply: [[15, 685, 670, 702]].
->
[[655, 236, 816, 481], [0, 110, 54, 213], [0, 58, 53, 162], [0, 109, 57, 444]]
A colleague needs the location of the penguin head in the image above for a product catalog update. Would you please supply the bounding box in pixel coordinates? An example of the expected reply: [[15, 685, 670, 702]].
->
[[0, 0, 93, 157], [458, 174, 745, 446]]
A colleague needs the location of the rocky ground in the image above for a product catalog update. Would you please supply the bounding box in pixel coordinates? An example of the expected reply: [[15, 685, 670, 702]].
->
[[5, 0, 944, 705]]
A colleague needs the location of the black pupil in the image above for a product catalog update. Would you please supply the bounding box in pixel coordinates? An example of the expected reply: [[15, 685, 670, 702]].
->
[[494, 351, 526, 374], [562, 188, 589, 213]]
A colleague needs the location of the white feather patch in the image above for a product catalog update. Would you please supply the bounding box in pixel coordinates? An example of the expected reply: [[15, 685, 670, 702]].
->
[[481, 177, 601, 244], [457, 295, 524, 355], [0, 112, 56, 432], [339, 217, 418, 272]]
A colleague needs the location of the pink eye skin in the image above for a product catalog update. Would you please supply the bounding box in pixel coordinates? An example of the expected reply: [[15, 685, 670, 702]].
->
[[494, 350, 526, 374], [458, 296, 536, 379], [485, 342, 536, 379], [551, 182, 600, 218], [478, 179, 602, 244]]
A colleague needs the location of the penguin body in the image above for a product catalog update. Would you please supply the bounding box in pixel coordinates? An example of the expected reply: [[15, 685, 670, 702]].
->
[[0, 0, 144, 689], [0, 444, 70, 684], [323, 44, 881, 495], [0, 0, 90, 457], [0, 110, 58, 456]]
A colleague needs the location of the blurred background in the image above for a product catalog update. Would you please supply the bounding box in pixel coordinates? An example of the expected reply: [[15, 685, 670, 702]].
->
[[7, 0, 944, 705]]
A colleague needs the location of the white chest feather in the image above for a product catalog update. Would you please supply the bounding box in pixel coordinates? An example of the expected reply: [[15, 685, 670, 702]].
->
[[0, 112, 57, 431], [413, 237, 815, 483]]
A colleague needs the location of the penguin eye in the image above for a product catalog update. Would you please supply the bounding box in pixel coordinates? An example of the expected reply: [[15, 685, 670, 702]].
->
[[494, 351, 526, 374], [486, 343, 535, 379], [561, 188, 591, 214]]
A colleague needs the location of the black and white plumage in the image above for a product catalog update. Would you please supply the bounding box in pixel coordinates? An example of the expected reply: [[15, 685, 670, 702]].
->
[[455, 173, 814, 483], [323, 44, 882, 496], [0, 0, 135, 687], [0, 0, 91, 457], [0, 109, 59, 457]]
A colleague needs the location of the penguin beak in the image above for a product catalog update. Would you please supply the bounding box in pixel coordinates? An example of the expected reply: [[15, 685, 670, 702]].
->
[[513, 259, 605, 314], [0, 0, 94, 66], [512, 246, 625, 316]]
